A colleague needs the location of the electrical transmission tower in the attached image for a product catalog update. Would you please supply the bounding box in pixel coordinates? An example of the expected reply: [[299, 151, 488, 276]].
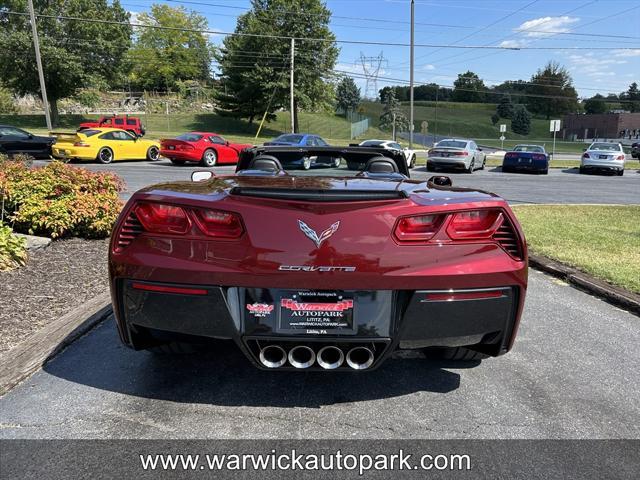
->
[[357, 52, 387, 100]]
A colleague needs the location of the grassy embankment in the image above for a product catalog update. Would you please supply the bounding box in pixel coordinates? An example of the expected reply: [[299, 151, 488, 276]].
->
[[512, 205, 640, 293]]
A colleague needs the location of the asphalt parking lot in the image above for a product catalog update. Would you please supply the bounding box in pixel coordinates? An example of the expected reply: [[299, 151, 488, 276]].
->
[[0, 269, 638, 439], [34, 157, 640, 205]]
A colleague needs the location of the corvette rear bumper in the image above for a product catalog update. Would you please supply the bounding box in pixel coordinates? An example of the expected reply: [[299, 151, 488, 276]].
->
[[112, 279, 523, 371]]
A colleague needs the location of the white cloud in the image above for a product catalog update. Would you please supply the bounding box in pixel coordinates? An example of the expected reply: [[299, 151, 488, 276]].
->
[[516, 16, 579, 37], [566, 52, 627, 79], [613, 49, 640, 58], [499, 39, 527, 49], [423, 64, 435, 71], [128, 11, 140, 24]]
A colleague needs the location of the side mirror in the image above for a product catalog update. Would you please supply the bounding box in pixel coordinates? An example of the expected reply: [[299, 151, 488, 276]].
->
[[191, 171, 214, 182], [428, 175, 453, 187], [225, 140, 230, 146], [477, 148, 482, 151]]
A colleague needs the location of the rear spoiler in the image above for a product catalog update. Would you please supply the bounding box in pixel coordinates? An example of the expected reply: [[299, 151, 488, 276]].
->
[[50, 131, 81, 142]]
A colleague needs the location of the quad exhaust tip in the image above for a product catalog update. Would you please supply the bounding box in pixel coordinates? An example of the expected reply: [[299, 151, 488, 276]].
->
[[317, 346, 345, 370], [259, 345, 287, 369], [288, 345, 316, 369], [346, 346, 374, 370]]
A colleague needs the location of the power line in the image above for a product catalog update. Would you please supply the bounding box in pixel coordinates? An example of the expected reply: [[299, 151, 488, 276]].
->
[[4, 10, 639, 50]]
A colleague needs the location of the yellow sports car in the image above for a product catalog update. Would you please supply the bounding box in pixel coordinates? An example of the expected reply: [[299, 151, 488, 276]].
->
[[52, 128, 160, 164]]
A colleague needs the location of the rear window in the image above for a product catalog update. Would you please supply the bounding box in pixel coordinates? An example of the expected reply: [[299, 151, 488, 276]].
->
[[360, 140, 385, 147], [514, 145, 544, 153], [176, 134, 203, 142], [590, 143, 621, 151], [436, 140, 467, 148], [82, 130, 101, 137], [114, 118, 124, 125], [275, 134, 304, 143]]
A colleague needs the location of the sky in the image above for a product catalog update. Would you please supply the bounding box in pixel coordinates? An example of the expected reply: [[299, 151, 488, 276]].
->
[[123, 0, 640, 98]]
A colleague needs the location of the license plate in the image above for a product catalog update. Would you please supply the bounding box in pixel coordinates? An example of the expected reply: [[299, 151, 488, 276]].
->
[[168, 145, 175, 150], [278, 291, 355, 334], [599, 155, 608, 159]]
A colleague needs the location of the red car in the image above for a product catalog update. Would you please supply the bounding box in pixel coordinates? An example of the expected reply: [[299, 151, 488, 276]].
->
[[78, 115, 145, 137], [109, 146, 527, 371], [160, 132, 253, 167]]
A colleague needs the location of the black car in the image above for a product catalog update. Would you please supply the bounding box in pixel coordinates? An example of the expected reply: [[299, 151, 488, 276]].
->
[[0, 125, 55, 158]]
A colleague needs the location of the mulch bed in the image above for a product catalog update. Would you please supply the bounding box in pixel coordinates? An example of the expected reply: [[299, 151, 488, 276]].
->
[[0, 238, 109, 353]]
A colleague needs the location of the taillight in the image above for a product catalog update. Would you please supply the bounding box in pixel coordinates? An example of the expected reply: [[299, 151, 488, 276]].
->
[[583, 153, 590, 159], [192, 208, 244, 239], [134, 203, 190, 234], [533, 154, 546, 161], [394, 214, 444, 242], [616, 155, 625, 160], [73, 141, 90, 147], [504, 152, 517, 159], [446, 210, 502, 239]]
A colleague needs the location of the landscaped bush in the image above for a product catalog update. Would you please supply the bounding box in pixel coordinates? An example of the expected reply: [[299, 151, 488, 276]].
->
[[0, 225, 27, 271], [0, 156, 125, 239]]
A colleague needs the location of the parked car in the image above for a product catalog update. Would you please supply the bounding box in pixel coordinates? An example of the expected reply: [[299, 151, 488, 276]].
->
[[502, 144, 549, 174], [580, 142, 626, 176], [264, 133, 340, 169], [160, 132, 253, 167], [0, 125, 55, 159], [358, 139, 417, 168], [51, 128, 159, 164], [78, 115, 145, 137], [427, 139, 485, 173], [109, 145, 527, 369], [631, 141, 639, 159]]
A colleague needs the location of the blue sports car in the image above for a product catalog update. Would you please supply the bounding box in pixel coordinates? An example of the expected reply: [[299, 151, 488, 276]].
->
[[502, 144, 549, 174], [264, 133, 340, 169]]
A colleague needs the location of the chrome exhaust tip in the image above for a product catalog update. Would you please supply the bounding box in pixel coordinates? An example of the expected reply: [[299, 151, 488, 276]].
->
[[346, 346, 374, 370], [259, 345, 287, 369], [317, 346, 345, 370], [288, 345, 316, 369]]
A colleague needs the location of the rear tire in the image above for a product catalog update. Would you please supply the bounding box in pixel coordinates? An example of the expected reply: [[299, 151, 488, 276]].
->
[[466, 158, 475, 173], [409, 155, 416, 169], [347, 161, 360, 170], [423, 346, 488, 362], [541, 168, 548, 175], [579, 166, 586, 174], [97, 147, 113, 164], [201, 149, 217, 167], [479, 155, 486, 170], [426, 163, 435, 172], [618, 169, 624, 176]]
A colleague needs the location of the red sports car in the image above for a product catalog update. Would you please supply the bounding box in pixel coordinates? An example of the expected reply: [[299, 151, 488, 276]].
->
[[160, 132, 253, 167], [109, 146, 527, 371]]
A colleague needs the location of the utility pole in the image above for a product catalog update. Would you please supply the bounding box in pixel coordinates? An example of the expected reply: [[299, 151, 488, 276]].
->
[[290, 38, 295, 133], [392, 112, 396, 141], [409, 0, 415, 148], [27, 0, 52, 130]]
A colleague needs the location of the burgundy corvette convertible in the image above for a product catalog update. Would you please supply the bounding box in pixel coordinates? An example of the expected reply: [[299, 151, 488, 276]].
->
[[109, 146, 527, 371]]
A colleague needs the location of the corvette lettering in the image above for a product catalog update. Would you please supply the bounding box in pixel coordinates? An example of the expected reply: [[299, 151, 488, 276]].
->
[[278, 265, 356, 272]]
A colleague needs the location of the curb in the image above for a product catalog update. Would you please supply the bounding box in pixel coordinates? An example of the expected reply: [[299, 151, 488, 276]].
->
[[529, 254, 640, 316], [0, 292, 113, 396]]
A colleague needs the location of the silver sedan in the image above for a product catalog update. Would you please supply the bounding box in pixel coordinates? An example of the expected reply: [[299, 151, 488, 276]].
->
[[427, 139, 486, 173]]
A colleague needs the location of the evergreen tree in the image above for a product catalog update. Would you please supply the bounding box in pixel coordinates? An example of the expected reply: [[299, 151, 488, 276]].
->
[[511, 105, 532, 135]]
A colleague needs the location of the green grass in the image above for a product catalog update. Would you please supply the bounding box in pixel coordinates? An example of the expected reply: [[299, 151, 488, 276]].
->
[[512, 205, 640, 293], [360, 101, 597, 154], [0, 112, 387, 146]]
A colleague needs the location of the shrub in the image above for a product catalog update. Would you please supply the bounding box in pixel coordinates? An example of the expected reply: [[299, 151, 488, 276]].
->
[[511, 105, 532, 135], [0, 225, 27, 271], [0, 157, 124, 239]]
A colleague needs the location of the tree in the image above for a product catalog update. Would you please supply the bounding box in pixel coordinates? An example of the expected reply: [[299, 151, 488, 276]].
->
[[0, 0, 131, 125], [491, 112, 500, 126], [379, 89, 409, 137], [525, 62, 578, 119], [621, 82, 640, 112], [216, 0, 338, 128], [584, 94, 607, 114], [335, 77, 360, 113], [452, 71, 486, 103], [511, 105, 531, 135], [127, 5, 212, 91], [0, 85, 17, 114], [496, 94, 514, 118]]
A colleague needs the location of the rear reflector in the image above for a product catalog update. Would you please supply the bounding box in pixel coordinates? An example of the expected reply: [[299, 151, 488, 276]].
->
[[131, 282, 208, 296], [446, 210, 502, 239], [134, 203, 191, 234], [425, 290, 504, 302]]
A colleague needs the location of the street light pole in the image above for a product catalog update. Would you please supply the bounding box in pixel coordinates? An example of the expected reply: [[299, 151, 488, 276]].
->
[[290, 38, 295, 133], [27, 0, 52, 130], [409, 0, 415, 148]]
